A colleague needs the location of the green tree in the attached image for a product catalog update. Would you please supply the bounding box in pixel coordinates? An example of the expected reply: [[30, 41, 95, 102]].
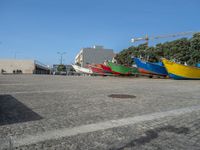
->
[[115, 33, 200, 66], [189, 33, 200, 65], [57, 64, 66, 72]]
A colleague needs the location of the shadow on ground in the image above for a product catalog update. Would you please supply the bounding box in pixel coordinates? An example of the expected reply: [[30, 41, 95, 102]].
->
[[0, 95, 42, 126], [111, 125, 190, 150]]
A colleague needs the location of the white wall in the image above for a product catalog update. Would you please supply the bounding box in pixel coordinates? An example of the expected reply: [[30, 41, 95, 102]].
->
[[82, 47, 115, 67], [0, 59, 35, 74]]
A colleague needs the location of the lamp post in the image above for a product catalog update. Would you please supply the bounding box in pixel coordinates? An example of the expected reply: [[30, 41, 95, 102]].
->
[[57, 52, 66, 64], [14, 51, 21, 59]]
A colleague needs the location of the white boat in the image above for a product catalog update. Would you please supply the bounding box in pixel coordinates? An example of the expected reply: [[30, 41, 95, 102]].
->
[[72, 65, 93, 74]]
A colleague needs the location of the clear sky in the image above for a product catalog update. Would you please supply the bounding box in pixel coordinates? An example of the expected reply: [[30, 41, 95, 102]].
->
[[0, 0, 200, 65]]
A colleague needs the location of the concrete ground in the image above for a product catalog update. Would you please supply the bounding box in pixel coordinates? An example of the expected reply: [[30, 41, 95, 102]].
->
[[0, 75, 200, 150]]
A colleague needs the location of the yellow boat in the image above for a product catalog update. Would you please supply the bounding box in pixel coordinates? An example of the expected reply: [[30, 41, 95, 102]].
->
[[162, 58, 200, 80]]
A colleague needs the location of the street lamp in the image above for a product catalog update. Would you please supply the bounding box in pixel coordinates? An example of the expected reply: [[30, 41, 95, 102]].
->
[[14, 51, 21, 59], [57, 52, 66, 64]]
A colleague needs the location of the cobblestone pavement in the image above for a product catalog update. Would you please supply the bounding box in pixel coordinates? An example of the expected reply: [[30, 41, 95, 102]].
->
[[0, 75, 200, 150]]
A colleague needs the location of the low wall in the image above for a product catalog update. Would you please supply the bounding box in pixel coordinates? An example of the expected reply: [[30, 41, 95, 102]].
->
[[0, 59, 35, 74]]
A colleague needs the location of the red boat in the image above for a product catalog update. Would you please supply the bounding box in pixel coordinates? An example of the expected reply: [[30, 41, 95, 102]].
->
[[88, 64, 105, 75], [101, 64, 121, 75], [88, 64, 118, 76]]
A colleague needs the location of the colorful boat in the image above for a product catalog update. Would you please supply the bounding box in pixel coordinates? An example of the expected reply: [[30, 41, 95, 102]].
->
[[88, 64, 109, 75], [96, 64, 113, 74], [106, 61, 138, 75], [162, 58, 200, 80], [196, 63, 200, 68], [133, 57, 168, 76], [99, 64, 122, 75], [89, 64, 122, 76], [72, 64, 93, 74]]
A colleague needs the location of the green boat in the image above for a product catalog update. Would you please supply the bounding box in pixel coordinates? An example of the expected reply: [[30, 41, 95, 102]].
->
[[106, 61, 138, 75]]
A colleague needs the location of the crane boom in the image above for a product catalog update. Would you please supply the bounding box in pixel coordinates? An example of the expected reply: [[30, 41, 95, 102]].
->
[[131, 31, 198, 44], [150, 31, 196, 40]]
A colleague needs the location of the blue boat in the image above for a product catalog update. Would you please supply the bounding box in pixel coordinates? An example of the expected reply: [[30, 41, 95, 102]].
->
[[133, 57, 168, 76]]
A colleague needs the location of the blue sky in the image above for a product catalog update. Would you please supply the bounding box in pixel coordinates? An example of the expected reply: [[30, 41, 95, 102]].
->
[[0, 0, 200, 65]]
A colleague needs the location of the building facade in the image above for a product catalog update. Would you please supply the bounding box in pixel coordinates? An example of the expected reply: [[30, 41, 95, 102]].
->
[[0, 59, 50, 74], [75, 45, 115, 67]]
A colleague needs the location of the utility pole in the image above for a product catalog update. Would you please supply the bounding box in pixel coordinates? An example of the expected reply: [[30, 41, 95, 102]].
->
[[14, 51, 21, 59], [57, 52, 66, 64], [14, 52, 17, 59]]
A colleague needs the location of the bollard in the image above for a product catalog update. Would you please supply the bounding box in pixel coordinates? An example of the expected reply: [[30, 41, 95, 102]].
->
[[8, 137, 13, 150], [0, 137, 13, 150]]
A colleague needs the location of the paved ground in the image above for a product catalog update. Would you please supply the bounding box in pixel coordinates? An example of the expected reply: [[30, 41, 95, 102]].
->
[[0, 75, 200, 150]]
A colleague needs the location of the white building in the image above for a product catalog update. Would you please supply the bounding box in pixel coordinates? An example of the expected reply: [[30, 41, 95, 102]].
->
[[0, 59, 50, 74], [75, 45, 115, 67]]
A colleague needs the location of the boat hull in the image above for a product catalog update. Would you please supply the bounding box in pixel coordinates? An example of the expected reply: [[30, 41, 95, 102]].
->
[[72, 65, 93, 74], [133, 58, 168, 76], [97, 64, 113, 73], [106, 62, 138, 75], [88, 64, 111, 75], [98, 64, 121, 75], [162, 58, 200, 80]]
